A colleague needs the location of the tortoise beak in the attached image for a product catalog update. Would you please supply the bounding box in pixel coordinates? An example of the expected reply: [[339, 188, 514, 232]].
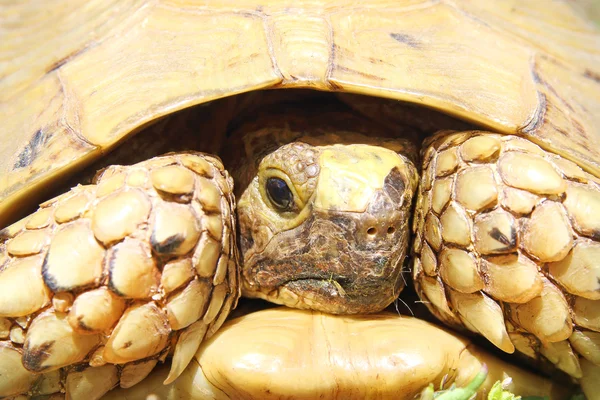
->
[[242, 145, 418, 314]]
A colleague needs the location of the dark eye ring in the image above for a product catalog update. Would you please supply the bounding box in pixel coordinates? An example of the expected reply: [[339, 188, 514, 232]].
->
[[266, 177, 294, 210]]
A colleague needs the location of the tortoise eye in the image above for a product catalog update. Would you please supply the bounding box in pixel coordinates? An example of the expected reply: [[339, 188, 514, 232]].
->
[[266, 177, 294, 210]]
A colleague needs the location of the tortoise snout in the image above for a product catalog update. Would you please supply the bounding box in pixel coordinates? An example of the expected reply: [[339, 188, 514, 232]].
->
[[349, 167, 410, 251], [354, 204, 405, 250]]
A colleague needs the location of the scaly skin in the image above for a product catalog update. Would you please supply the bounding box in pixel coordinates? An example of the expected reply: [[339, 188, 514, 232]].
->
[[412, 130, 600, 381], [0, 153, 240, 397]]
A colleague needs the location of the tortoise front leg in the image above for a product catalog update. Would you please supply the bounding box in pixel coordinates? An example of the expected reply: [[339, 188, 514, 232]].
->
[[412, 130, 600, 392], [0, 153, 239, 399]]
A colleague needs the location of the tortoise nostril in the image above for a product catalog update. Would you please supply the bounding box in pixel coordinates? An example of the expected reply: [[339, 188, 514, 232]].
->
[[387, 226, 395, 235], [367, 227, 377, 235]]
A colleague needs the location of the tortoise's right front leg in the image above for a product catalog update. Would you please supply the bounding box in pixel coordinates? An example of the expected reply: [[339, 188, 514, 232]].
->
[[412, 130, 600, 394], [0, 153, 239, 399]]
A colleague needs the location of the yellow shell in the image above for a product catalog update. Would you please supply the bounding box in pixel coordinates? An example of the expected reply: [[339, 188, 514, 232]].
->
[[1, 0, 599, 228]]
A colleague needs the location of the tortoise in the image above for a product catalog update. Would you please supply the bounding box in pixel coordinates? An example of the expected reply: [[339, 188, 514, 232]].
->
[[1, 0, 599, 399]]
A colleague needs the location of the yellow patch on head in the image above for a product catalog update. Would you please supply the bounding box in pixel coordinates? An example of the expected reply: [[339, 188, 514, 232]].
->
[[314, 144, 407, 212]]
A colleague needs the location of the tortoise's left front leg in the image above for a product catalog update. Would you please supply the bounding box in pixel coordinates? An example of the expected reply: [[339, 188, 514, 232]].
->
[[412, 130, 600, 393]]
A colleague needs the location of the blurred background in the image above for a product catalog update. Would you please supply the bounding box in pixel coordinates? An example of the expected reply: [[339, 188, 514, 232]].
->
[[573, 0, 600, 24]]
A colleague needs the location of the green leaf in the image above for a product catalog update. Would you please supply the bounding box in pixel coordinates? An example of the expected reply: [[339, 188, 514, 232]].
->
[[487, 381, 520, 400], [419, 384, 435, 400], [416, 365, 580, 400], [465, 366, 488, 393], [427, 365, 488, 400]]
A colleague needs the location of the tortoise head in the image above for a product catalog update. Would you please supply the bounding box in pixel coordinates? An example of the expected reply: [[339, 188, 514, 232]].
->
[[237, 140, 418, 314]]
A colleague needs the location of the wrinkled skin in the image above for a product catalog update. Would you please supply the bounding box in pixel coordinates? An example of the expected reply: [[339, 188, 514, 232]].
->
[[237, 140, 418, 313]]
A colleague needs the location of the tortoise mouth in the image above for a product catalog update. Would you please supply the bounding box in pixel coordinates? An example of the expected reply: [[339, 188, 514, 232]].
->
[[279, 277, 399, 314], [243, 270, 405, 314], [283, 277, 346, 301]]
